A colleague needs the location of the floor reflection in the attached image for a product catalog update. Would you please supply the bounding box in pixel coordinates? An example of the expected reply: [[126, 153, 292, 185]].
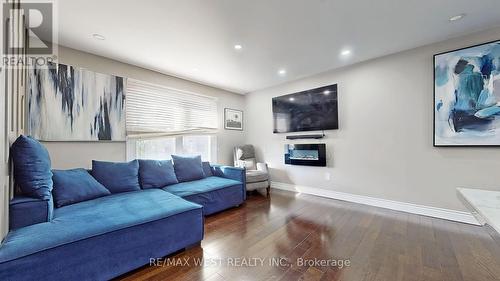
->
[[118, 189, 500, 281]]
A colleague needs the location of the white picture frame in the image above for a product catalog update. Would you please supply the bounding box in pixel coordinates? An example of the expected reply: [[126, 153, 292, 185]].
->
[[224, 108, 243, 131]]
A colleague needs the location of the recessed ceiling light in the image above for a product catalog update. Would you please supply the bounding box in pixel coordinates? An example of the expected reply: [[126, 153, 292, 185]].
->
[[289, 97, 295, 101], [449, 14, 465, 22], [323, 90, 331, 95], [234, 44, 243, 50], [341, 49, 351, 56], [92, 33, 105, 40], [278, 69, 287, 76]]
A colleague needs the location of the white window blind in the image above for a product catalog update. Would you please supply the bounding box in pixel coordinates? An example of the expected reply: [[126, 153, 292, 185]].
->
[[126, 79, 218, 138]]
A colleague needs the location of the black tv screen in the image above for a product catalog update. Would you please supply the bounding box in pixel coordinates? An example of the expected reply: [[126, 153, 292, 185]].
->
[[272, 84, 338, 133]]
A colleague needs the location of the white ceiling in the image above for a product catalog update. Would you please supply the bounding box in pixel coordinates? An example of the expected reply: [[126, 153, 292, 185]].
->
[[57, 0, 500, 94]]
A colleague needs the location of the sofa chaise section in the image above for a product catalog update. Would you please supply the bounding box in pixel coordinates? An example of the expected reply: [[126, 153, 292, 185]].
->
[[0, 189, 203, 281]]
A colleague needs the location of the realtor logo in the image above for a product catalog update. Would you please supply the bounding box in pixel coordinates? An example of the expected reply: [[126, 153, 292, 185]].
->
[[3, 1, 53, 55], [2, 1, 57, 68]]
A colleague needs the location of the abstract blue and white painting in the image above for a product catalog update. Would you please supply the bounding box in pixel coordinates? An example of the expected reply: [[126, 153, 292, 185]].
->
[[434, 40, 500, 146], [28, 62, 126, 141]]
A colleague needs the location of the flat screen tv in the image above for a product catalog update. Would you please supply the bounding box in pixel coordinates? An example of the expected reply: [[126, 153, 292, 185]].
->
[[272, 84, 338, 133]]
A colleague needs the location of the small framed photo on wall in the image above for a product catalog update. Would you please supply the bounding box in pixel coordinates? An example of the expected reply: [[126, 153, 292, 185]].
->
[[224, 108, 243, 131]]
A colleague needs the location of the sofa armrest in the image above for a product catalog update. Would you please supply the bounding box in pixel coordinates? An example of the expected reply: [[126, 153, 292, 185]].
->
[[9, 196, 54, 230], [212, 165, 245, 183], [212, 165, 246, 201], [256, 162, 268, 173]]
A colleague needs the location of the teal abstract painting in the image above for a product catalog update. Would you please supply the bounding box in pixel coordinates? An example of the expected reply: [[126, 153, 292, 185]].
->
[[434, 40, 500, 146]]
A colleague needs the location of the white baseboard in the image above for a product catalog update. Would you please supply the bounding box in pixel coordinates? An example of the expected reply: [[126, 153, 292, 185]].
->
[[270, 182, 480, 225]]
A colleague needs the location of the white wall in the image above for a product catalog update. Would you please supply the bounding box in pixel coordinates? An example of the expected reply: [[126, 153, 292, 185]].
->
[[44, 46, 246, 169], [245, 27, 500, 212]]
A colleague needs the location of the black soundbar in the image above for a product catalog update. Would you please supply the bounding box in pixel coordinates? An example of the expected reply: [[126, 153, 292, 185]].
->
[[286, 134, 324, 140]]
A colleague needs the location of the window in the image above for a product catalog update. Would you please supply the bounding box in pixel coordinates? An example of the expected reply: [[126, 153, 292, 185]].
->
[[182, 135, 213, 162], [126, 80, 219, 162], [135, 137, 176, 160], [131, 135, 216, 162]]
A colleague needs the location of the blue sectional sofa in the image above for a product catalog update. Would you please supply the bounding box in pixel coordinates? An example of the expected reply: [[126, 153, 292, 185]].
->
[[0, 136, 246, 280]]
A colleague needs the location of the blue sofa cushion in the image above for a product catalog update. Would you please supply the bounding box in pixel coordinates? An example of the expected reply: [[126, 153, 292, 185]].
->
[[138, 159, 178, 189], [172, 155, 205, 182], [0, 189, 202, 264], [202, 161, 213, 177], [10, 135, 53, 199], [163, 176, 242, 197], [52, 169, 111, 207], [91, 160, 140, 193]]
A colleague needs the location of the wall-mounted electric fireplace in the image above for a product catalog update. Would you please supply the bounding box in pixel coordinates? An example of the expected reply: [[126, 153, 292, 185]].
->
[[284, 144, 326, 167]]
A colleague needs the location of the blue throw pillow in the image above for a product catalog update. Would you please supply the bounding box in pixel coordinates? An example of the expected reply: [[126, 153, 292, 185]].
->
[[11, 135, 53, 199], [202, 161, 213, 177], [91, 160, 141, 193], [52, 169, 111, 207], [138, 159, 178, 189], [171, 155, 205, 182]]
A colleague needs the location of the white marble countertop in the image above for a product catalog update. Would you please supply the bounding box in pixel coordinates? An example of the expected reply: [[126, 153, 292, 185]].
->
[[457, 188, 500, 233]]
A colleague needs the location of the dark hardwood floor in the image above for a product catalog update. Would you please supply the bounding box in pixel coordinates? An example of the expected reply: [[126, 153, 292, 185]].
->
[[119, 189, 500, 281]]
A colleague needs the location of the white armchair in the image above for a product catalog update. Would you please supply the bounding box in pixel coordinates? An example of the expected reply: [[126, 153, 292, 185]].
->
[[234, 145, 270, 197]]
